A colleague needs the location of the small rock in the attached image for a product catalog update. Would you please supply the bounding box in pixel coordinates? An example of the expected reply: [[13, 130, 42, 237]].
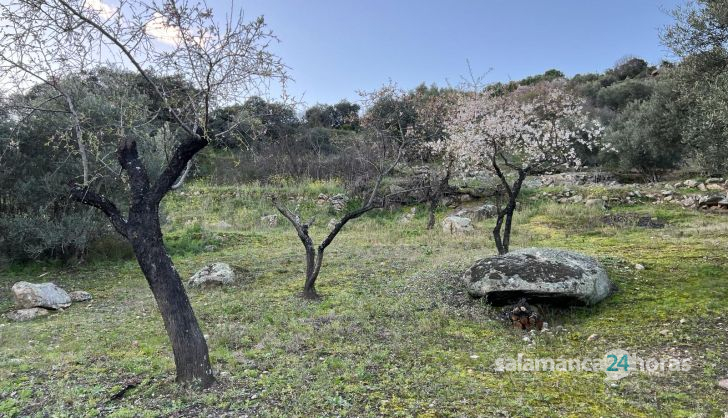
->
[[260, 214, 278, 227], [679, 318, 687, 324], [718, 378, 728, 391], [69, 291, 92, 302], [188, 263, 236, 288], [683, 179, 698, 188], [400, 207, 417, 224], [585, 198, 606, 210], [315, 193, 329, 206], [442, 216, 474, 234], [706, 183, 724, 191], [698, 195, 724, 208], [204, 245, 216, 252], [5, 307, 50, 322], [659, 329, 670, 336], [215, 220, 232, 230], [635, 264, 645, 271], [329, 194, 349, 212], [587, 333, 599, 342], [705, 177, 724, 184], [697, 183, 707, 191]]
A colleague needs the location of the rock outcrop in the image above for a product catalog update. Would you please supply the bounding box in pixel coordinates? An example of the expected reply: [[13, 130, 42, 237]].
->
[[463, 248, 615, 306]]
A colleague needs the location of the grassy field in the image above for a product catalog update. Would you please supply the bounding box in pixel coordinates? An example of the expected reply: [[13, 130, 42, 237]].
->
[[1, 179, 727, 417]]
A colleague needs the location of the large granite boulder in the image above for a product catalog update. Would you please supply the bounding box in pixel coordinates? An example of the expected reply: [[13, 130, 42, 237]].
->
[[188, 263, 236, 288], [12, 281, 72, 309], [462, 248, 615, 306]]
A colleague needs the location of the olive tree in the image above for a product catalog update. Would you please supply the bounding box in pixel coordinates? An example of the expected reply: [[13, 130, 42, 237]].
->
[[438, 81, 604, 254], [0, 0, 285, 386]]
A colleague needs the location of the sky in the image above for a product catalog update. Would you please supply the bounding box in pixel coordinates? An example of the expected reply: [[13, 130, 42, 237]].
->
[[215, 0, 685, 106]]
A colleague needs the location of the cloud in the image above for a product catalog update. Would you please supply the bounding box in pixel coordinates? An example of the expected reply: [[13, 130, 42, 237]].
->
[[145, 12, 183, 46], [84, 0, 116, 19]]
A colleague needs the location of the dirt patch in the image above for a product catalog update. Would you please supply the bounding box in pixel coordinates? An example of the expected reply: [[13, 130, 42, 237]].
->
[[602, 213, 665, 229]]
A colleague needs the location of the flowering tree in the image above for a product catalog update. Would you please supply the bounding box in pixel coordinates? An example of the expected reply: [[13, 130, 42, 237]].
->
[[438, 81, 604, 254]]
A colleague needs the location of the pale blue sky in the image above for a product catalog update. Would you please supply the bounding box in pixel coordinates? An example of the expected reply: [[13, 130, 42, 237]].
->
[[224, 0, 684, 105]]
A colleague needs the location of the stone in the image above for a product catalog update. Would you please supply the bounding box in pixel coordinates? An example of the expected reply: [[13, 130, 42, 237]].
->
[[680, 197, 696, 208], [215, 220, 232, 230], [188, 263, 235, 288], [69, 291, 92, 302], [706, 183, 724, 191], [683, 179, 698, 188], [705, 177, 724, 184], [635, 263, 645, 271], [454, 204, 497, 221], [12, 282, 71, 309], [718, 378, 728, 391], [587, 333, 599, 342], [698, 195, 725, 208], [462, 248, 615, 306], [585, 198, 606, 210], [260, 214, 278, 227], [5, 308, 50, 322], [698, 183, 707, 191], [400, 207, 417, 224], [316, 193, 329, 205], [442, 216, 474, 234], [329, 194, 348, 212]]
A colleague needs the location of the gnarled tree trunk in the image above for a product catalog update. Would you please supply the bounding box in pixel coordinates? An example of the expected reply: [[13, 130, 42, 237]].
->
[[273, 197, 378, 299], [128, 210, 213, 385], [491, 157, 528, 255], [71, 134, 214, 387]]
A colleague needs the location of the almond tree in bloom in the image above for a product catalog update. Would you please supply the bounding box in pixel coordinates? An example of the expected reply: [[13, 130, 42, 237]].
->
[[437, 81, 605, 254]]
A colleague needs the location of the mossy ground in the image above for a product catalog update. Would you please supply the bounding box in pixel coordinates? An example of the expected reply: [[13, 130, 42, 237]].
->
[[0, 180, 726, 417]]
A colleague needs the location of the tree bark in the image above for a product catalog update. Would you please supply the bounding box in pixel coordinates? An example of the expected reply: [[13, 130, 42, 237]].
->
[[427, 163, 452, 230], [70, 134, 214, 387], [490, 155, 528, 255], [273, 196, 378, 299], [127, 209, 214, 386]]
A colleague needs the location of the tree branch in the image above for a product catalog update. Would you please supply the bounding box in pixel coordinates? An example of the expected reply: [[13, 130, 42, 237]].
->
[[271, 195, 312, 246], [69, 184, 128, 239], [150, 131, 208, 202]]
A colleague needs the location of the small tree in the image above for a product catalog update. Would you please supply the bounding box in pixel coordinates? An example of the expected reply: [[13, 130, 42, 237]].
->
[[272, 85, 410, 299], [439, 81, 604, 254], [1, 0, 285, 386]]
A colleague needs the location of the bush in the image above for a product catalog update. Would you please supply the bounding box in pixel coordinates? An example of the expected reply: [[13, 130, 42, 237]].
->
[[601, 78, 685, 177]]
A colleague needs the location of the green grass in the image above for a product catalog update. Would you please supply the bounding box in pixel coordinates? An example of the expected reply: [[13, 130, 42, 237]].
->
[[0, 181, 726, 417]]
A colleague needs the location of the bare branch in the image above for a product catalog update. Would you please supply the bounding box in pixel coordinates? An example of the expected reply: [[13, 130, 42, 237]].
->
[[69, 184, 128, 239]]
